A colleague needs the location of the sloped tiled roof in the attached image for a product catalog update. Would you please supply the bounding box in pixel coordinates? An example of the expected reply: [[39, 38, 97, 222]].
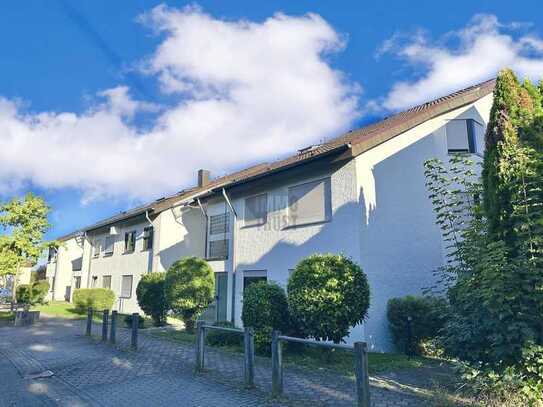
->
[[62, 78, 496, 236]]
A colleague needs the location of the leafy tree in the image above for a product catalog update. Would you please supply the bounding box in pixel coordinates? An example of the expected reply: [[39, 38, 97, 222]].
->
[[164, 257, 214, 333], [136, 272, 168, 326], [287, 254, 370, 343], [0, 193, 55, 301], [423, 69, 543, 366]]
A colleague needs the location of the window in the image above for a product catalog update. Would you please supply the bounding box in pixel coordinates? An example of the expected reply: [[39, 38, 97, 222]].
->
[[104, 236, 115, 255], [143, 226, 153, 251], [102, 275, 111, 289], [74, 276, 81, 289], [446, 119, 485, 154], [47, 247, 57, 262], [208, 239, 229, 260], [91, 276, 98, 288], [244, 194, 267, 227], [209, 213, 229, 235], [288, 178, 331, 226], [120, 275, 133, 298], [124, 231, 136, 253], [93, 239, 102, 257], [243, 270, 267, 292]]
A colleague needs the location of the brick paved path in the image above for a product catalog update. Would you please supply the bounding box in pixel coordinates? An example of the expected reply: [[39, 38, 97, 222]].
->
[[0, 316, 432, 406]]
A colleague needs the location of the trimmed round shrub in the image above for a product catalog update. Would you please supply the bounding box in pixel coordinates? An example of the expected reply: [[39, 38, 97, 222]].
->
[[242, 281, 290, 354], [73, 288, 116, 314], [288, 254, 370, 343], [387, 295, 448, 355], [206, 321, 243, 347], [164, 257, 214, 333], [136, 272, 168, 326]]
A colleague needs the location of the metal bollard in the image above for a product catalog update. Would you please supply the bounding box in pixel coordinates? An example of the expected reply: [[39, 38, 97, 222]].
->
[[271, 330, 283, 397], [131, 313, 139, 350], [244, 327, 255, 388], [101, 310, 109, 341], [195, 321, 205, 372], [110, 311, 117, 344], [354, 342, 370, 407], [85, 308, 92, 336]]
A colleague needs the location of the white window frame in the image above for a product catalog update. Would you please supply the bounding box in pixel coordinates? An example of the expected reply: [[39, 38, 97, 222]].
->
[[244, 193, 268, 227], [120, 275, 133, 299], [124, 230, 136, 254]]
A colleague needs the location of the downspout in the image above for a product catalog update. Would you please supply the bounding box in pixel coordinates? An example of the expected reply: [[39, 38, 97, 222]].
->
[[197, 198, 208, 259], [222, 188, 237, 324], [84, 232, 92, 289]]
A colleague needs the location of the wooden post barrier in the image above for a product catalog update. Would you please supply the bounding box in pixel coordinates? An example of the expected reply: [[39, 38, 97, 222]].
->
[[271, 330, 283, 397], [101, 310, 109, 341], [354, 342, 370, 407], [195, 321, 205, 372], [110, 311, 117, 344], [244, 327, 255, 388], [85, 308, 92, 336], [131, 313, 139, 350]]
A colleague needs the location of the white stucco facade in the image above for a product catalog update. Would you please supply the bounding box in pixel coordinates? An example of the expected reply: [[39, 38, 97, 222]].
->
[[49, 84, 494, 352], [46, 236, 83, 301]]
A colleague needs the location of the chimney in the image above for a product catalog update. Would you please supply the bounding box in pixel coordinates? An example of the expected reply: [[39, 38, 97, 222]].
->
[[198, 169, 210, 188]]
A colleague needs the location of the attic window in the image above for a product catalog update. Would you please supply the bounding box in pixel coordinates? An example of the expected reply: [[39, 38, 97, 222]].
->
[[446, 119, 485, 154], [298, 144, 321, 154]]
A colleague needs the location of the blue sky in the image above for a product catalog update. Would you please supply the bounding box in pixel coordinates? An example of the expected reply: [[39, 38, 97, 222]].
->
[[1, 0, 542, 240]]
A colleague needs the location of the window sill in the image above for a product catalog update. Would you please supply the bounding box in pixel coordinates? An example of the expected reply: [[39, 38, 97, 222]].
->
[[282, 218, 331, 230], [103, 253, 113, 257], [240, 222, 266, 229], [206, 257, 228, 262]]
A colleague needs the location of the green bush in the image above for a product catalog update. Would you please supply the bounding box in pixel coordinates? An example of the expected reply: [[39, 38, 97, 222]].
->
[[206, 321, 243, 347], [123, 314, 145, 329], [242, 281, 290, 354], [387, 295, 448, 355], [73, 288, 115, 314], [288, 254, 370, 343], [16, 284, 31, 304], [136, 272, 168, 326], [16, 280, 50, 305], [32, 280, 49, 304], [164, 257, 214, 333]]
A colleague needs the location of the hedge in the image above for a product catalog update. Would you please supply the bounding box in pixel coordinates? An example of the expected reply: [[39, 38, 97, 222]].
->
[[73, 288, 115, 314]]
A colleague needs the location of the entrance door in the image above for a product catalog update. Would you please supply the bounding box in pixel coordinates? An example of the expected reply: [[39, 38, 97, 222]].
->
[[64, 286, 71, 302], [215, 273, 228, 321]]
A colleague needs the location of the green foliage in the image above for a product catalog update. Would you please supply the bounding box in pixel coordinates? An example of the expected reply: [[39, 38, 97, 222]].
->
[[164, 257, 214, 333], [386, 295, 448, 355], [16, 284, 31, 304], [136, 272, 168, 326], [459, 343, 543, 406], [287, 254, 370, 343], [424, 68, 543, 403], [242, 281, 290, 354], [0, 194, 53, 277], [73, 288, 115, 314], [205, 321, 243, 347], [124, 314, 145, 329], [16, 280, 50, 305]]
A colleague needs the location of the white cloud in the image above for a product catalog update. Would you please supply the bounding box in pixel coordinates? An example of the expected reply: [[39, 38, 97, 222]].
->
[[379, 14, 543, 111], [0, 5, 359, 203]]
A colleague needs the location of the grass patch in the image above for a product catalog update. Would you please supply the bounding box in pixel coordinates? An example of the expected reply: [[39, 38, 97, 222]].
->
[[153, 329, 436, 375], [32, 301, 85, 319], [0, 311, 15, 322]]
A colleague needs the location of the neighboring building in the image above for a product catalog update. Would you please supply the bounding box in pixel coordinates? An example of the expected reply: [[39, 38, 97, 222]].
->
[[48, 79, 495, 351], [45, 233, 84, 301]]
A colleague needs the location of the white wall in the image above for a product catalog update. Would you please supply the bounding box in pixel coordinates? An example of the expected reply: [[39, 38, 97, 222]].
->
[[45, 237, 83, 301], [354, 94, 493, 351], [154, 206, 206, 273]]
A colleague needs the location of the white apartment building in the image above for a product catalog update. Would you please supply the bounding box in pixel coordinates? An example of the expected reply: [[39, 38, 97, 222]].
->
[[47, 79, 494, 351]]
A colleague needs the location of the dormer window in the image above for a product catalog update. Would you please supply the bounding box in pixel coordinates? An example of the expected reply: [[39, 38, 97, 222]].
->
[[446, 119, 485, 155]]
